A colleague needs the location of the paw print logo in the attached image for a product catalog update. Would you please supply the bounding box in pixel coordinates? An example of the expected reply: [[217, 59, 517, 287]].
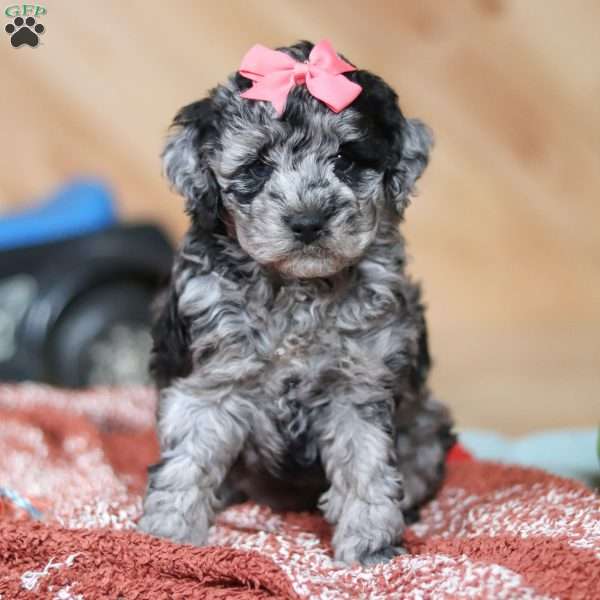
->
[[5, 16, 45, 48]]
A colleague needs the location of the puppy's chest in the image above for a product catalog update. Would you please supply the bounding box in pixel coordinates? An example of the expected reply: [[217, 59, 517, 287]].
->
[[248, 280, 398, 384], [258, 288, 340, 363], [237, 278, 402, 466]]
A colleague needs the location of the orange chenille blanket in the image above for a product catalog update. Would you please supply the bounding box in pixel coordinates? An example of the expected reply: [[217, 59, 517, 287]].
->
[[0, 384, 598, 599]]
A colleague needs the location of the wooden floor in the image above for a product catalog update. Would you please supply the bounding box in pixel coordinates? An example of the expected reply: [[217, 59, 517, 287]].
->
[[1, 0, 598, 434]]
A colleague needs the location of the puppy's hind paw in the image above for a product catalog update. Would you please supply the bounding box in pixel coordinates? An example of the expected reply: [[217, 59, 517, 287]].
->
[[359, 545, 409, 566]]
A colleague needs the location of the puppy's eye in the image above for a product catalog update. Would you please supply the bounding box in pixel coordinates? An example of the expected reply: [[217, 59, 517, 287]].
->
[[233, 158, 273, 205], [246, 158, 273, 180], [334, 153, 355, 174]]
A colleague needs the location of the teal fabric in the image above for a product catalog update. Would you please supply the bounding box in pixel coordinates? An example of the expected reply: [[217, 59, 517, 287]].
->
[[460, 428, 599, 488]]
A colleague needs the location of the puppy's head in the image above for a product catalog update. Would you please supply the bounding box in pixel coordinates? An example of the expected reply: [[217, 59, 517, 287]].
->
[[163, 41, 432, 279]]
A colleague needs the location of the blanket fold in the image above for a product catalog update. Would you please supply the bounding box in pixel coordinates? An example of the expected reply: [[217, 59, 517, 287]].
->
[[0, 521, 299, 599]]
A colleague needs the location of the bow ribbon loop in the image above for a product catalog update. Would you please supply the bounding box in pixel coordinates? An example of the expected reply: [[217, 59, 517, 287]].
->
[[238, 40, 362, 116]]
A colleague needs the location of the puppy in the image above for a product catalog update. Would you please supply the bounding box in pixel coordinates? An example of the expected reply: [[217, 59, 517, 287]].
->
[[138, 40, 454, 565]]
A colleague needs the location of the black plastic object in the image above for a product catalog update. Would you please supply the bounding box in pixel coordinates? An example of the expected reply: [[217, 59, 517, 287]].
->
[[0, 224, 173, 387]]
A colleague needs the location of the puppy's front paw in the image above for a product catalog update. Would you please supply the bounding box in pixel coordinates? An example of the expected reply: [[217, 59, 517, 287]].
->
[[332, 497, 405, 564], [137, 510, 209, 546], [359, 545, 409, 566]]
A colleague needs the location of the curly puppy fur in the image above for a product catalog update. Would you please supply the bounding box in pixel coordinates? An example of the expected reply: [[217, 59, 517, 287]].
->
[[138, 41, 454, 565]]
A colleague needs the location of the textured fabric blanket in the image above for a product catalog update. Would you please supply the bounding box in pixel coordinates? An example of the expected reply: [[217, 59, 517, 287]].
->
[[0, 385, 598, 599]]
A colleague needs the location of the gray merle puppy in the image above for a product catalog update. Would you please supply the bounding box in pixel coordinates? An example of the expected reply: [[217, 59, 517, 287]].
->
[[138, 40, 454, 565]]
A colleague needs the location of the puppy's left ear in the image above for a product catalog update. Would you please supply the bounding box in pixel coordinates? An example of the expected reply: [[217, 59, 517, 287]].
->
[[385, 118, 434, 216]]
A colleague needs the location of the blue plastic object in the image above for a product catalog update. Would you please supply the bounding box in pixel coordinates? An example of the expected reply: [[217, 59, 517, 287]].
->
[[0, 179, 117, 251]]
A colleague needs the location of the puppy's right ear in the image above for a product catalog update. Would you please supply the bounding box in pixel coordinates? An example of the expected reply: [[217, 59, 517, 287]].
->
[[162, 98, 221, 231]]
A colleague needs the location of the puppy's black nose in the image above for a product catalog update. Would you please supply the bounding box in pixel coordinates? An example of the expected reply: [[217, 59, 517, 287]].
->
[[287, 213, 326, 244]]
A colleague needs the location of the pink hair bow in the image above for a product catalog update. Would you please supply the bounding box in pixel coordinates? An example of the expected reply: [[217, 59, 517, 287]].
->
[[238, 40, 362, 116]]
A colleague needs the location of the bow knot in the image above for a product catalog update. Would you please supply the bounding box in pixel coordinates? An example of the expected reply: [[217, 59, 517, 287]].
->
[[238, 40, 362, 116], [292, 61, 310, 85]]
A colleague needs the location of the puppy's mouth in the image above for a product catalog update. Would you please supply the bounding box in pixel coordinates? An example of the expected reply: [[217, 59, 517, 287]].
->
[[296, 242, 330, 258], [272, 246, 353, 279]]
